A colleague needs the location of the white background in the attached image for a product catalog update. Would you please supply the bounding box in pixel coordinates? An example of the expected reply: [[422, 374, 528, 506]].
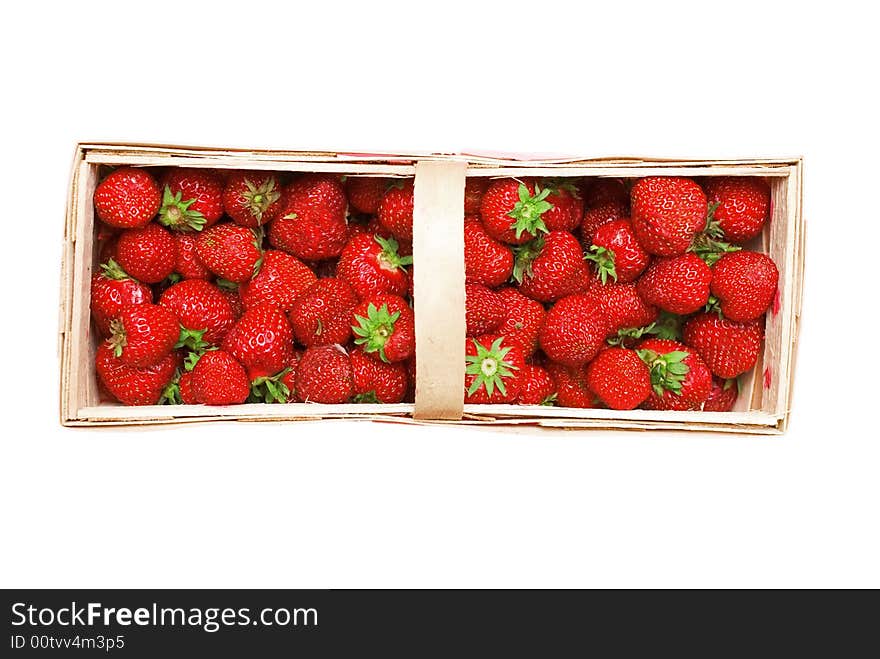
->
[[1, 1, 877, 588]]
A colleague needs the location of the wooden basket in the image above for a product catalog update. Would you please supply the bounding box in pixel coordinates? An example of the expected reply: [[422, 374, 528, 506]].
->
[[59, 143, 804, 433]]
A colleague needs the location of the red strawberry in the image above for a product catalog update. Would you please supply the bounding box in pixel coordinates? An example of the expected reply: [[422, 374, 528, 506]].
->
[[345, 177, 388, 215], [222, 171, 285, 228], [585, 282, 658, 336], [464, 334, 525, 404], [580, 199, 629, 247], [296, 345, 353, 404], [631, 177, 707, 256], [547, 362, 596, 408], [269, 174, 349, 261], [95, 343, 177, 406], [195, 223, 262, 283], [222, 305, 295, 381], [106, 303, 179, 368], [513, 231, 590, 303], [541, 180, 584, 232], [636, 253, 712, 315], [290, 277, 359, 347], [178, 371, 199, 404], [586, 347, 653, 410], [464, 217, 514, 288], [191, 349, 250, 405], [217, 280, 245, 320], [90, 259, 152, 336], [480, 178, 552, 245], [637, 338, 712, 411], [465, 283, 504, 336], [585, 219, 650, 284], [94, 167, 161, 229], [377, 179, 415, 241], [581, 178, 629, 208], [682, 313, 764, 379], [336, 233, 412, 299], [278, 355, 300, 403], [539, 294, 609, 367], [115, 222, 177, 284], [158, 168, 224, 231], [238, 249, 316, 312], [352, 294, 414, 363], [495, 287, 546, 356], [464, 178, 490, 214], [159, 279, 235, 348], [172, 232, 212, 280], [703, 377, 739, 412], [710, 251, 778, 322], [516, 365, 556, 405], [351, 347, 408, 403], [703, 177, 770, 244]]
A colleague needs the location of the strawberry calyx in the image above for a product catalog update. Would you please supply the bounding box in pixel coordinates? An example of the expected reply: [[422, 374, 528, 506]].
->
[[100, 259, 132, 281], [584, 245, 618, 285], [704, 294, 723, 316], [540, 393, 558, 406], [465, 336, 519, 398], [637, 349, 690, 397], [158, 185, 207, 231], [541, 178, 581, 198], [176, 326, 210, 352], [107, 319, 128, 358], [507, 183, 552, 239], [608, 311, 682, 346], [374, 235, 413, 271], [511, 237, 545, 283], [215, 278, 238, 292], [243, 177, 281, 223], [690, 203, 740, 266], [352, 303, 401, 363], [159, 376, 183, 405], [249, 367, 292, 404], [353, 390, 381, 404]]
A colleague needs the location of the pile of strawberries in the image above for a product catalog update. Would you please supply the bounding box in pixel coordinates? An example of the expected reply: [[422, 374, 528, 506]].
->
[[90, 165, 777, 412]]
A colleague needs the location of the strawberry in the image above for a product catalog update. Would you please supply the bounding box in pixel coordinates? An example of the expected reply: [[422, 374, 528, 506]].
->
[[464, 334, 525, 404], [516, 365, 556, 405], [90, 259, 152, 336], [584, 219, 650, 284], [495, 287, 545, 356], [352, 294, 414, 363], [351, 347, 408, 403], [238, 249, 316, 312], [547, 362, 596, 408], [631, 177, 707, 256], [296, 345, 353, 404], [290, 277, 359, 347], [222, 171, 285, 228], [480, 178, 552, 245], [195, 223, 262, 283], [95, 343, 177, 406], [465, 283, 504, 336], [586, 347, 652, 410], [464, 217, 514, 288], [636, 253, 712, 315], [580, 199, 628, 247], [539, 294, 609, 367], [94, 167, 161, 229], [541, 180, 584, 232], [278, 355, 300, 403], [191, 349, 250, 405], [464, 178, 490, 214], [336, 233, 412, 300], [115, 222, 177, 284], [682, 313, 764, 379], [345, 177, 388, 215], [585, 282, 658, 336], [158, 168, 224, 231], [637, 338, 712, 411], [513, 231, 590, 303], [703, 177, 770, 244], [172, 232, 212, 280], [377, 179, 415, 241], [217, 280, 245, 319], [581, 178, 629, 208], [159, 279, 236, 348], [178, 371, 199, 404], [703, 377, 739, 412], [710, 251, 778, 322], [106, 303, 179, 368], [222, 304, 295, 381], [269, 174, 349, 261]]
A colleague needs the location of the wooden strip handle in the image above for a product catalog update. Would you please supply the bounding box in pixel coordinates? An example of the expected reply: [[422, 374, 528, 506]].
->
[[412, 160, 467, 420]]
